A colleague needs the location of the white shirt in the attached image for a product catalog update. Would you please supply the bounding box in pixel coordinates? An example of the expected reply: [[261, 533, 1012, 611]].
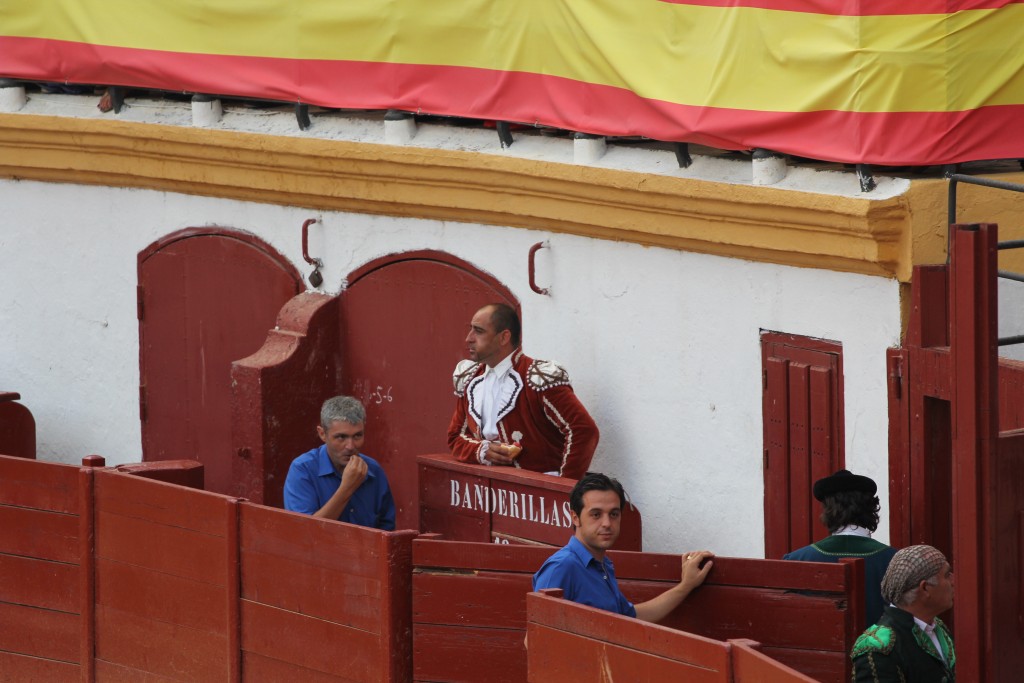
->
[[834, 525, 872, 537], [914, 615, 947, 663], [479, 352, 515, 440]]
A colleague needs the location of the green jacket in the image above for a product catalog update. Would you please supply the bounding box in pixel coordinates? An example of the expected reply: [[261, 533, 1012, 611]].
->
[[852, 606, 955, 682]]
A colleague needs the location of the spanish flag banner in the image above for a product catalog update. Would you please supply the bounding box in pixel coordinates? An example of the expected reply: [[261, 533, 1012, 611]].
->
[[1, 0, 1022, 165]]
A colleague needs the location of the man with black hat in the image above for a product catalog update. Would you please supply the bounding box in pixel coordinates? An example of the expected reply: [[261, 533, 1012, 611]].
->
[[851, 544, 955, 681], [783, 469, 897, 625]]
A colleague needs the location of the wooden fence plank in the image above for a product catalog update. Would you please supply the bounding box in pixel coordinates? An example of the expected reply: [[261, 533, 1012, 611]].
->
[[0, 505, 78, 563], [413, 624, 526, 683], [242, 651, 359, 683], [528, 625, 726, 683], [240, 599, 381, 680], [0, 554, 78, 613], [414, 572, 531, 627], [94, 470, 229, 536], [0, 455, 79, 513], [95, 604, 227, 681], [731, 639, 818, 683], [0, 650, 79, 681], [0, 601, 79, 663], [240, 503, 382, 578], [95, 510, 227, 585], [95, 558, 227, 634]]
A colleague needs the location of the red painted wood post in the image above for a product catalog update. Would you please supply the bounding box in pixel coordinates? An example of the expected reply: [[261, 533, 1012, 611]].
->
[[226, 498, 241, 682], [949, 223, 998, 681], [79, 455, 104, 683]]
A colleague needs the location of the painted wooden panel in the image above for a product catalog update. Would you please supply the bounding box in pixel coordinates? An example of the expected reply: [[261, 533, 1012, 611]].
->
[[0, 651, 78, 681], [341, 253, 518, 530], [0, 553, 78, 613], [527, 592, 729, 683], [0, 504, 78, 563], [241, 651, 359, 683], [0, 454, 79, 513], [240, 599, 382, 680], [419, 454, 641, 549], [413, 623, 526, 683], [139, 230, 300, 496], [731, 639, 819, 683], [95, 469, 231, 537], [0, 600, 79, 663], [761, 333, 844, 559], [0, 396, 35, 459], [95, 603, 228, 681]]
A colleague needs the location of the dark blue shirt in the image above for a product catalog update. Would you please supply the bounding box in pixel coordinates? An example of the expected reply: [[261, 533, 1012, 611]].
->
[[283, 445, 396, 530], [532, 536, 636, 617]]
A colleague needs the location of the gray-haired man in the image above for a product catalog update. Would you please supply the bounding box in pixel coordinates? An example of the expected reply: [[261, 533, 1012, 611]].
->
[[283, 396, 395, 530]]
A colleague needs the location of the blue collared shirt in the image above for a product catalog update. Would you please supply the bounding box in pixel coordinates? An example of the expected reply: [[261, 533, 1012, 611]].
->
[[532, 535, 636, 617], [283, 445, 396, 530]]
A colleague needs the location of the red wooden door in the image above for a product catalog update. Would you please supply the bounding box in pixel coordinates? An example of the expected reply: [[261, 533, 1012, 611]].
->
[[762, 332, 845, 558], [340, 252, 517, 530], [139, 229, 300, 494]]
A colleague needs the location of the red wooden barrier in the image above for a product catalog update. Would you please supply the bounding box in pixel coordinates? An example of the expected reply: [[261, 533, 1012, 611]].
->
[[0, 454, 415, 682], [730, 639, 819, 683], [412, 539, 862, 683], [0, 392, 36, 459], [528, 590, 731, 682], [419, 453, 642, 549], [238, 504, 415, 682], [0, 455, 82, 680], [92, 469, 239, 680], [527, 592, 819, 682]]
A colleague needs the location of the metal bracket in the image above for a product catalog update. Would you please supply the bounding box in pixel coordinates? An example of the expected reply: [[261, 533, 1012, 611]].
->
[[301, 218, 324, 287], [295, 103, 311, 131], [496, 121, 514, 149], [673, 142, 692, 169], [528, 241, 551, 296], [856, 164, 876, 193]]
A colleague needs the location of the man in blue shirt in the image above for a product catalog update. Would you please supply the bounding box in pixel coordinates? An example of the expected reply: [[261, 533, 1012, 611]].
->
[[533, 473, 713, 622], [283, 396, 396, 530]]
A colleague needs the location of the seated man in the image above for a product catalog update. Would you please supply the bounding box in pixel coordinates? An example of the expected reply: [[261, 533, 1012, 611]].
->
[[283, 396, 395, 530], [533, 472, 714, 622], [852, 544, 955, 681], [448, 303, 599, 479], [783, 469, 897, 625]]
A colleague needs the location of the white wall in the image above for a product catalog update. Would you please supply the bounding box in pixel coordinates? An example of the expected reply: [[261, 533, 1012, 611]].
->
[[0, 178, 901, 556]]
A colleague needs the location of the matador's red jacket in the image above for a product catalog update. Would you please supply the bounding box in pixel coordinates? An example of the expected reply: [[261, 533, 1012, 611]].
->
[[446, 350, 599, 480]]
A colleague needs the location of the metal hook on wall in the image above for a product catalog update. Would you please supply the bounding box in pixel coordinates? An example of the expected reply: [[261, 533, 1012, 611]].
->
[[528, 241, 551, 296], [301, 218, 324, 288]]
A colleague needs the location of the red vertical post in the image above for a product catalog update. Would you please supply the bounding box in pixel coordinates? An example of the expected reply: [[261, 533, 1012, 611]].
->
[[226, 498, 241, 682], [949, 223, 998, 681], [79, 456, 103, 683]]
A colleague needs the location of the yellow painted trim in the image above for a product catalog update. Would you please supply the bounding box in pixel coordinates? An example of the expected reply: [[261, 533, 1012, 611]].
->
[[0, 113, 916, 280]]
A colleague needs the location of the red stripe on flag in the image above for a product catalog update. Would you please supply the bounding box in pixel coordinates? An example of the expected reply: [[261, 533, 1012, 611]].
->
[[657, 0, 1023, 15], [1, 36, 1021, 166]]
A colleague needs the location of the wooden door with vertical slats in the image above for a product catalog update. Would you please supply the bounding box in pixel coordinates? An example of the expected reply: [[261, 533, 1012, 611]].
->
[[762, 332, 844, 558]]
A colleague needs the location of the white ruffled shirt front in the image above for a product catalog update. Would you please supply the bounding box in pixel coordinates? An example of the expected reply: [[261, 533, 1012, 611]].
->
[[476, 352, 515, 441]]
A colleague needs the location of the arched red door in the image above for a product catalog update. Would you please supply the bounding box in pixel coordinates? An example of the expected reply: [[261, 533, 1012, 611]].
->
[[340, 251, 517, 530], [139, 229, 301, 494]]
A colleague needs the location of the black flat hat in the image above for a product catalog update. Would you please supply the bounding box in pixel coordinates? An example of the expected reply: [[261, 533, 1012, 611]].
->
[[812, 469, 876, 502]]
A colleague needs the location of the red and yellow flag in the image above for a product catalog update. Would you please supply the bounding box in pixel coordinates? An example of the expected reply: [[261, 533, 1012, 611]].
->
[[1, 0, 1022, 165]]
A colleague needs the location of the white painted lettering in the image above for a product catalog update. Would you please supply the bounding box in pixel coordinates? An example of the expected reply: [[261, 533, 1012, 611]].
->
[[461, 482, 474, 509], [498, 489, 508, 516], [450, 479, 461, 507], [539, 497, 550, 525], [474, 484, 486, 511], [562, 501, 573, 528]]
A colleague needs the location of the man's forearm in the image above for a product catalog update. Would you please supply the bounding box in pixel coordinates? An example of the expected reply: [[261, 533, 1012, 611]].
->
[[313, 483, 358, 520], [633, 583, 692, 624]]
